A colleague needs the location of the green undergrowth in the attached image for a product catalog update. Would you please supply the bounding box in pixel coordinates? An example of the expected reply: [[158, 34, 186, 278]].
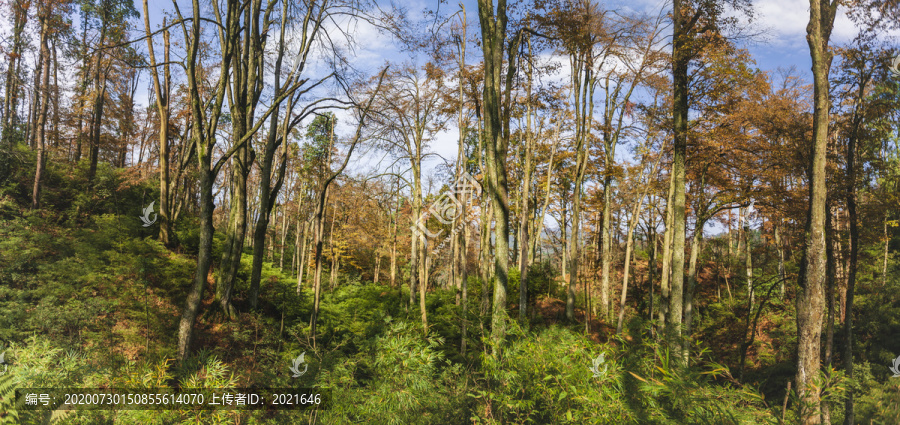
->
[[1, 162, 899, 424]]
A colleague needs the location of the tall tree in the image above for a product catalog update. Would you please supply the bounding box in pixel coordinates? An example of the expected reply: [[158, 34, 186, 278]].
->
[[514, 34, 534, 323], [832, 41, 900, 425], [173, 0, 305, 359], [141, 4, 176, 247], [175, 0, 235, 361], [667, 0, 751, 362], [560, 0, 601, 322], [213, 0, 280, 318], [309, 70, 386, 340], [84, 0, 138, 182], [452, 7, 472, 348], [371, 64, 449, 330], [616, 148, 662, 334], [796, 0, 837, 420], [31, 0, 57, 209], [668, 0, 691, 360], [247, 0, 333, 310], [596, 11, 664, 322], [477, 0, 519, 349], [1, 0, 28, 146]]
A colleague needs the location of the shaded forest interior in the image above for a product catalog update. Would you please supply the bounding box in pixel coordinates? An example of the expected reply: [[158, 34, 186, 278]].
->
[[0, 0, 899, 423]]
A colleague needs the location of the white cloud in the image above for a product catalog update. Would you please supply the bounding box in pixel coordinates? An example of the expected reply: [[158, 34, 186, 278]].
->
[[750, 0, 859, 47]]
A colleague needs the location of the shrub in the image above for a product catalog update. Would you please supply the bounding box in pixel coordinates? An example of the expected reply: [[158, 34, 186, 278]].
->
[[320, 319, 470, 424]]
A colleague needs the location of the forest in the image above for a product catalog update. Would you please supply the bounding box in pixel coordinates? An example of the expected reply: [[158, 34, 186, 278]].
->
[[0, 0, 899, 423]]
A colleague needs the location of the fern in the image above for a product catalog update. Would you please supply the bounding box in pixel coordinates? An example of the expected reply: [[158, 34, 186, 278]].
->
[[0, 373, 17, 425]]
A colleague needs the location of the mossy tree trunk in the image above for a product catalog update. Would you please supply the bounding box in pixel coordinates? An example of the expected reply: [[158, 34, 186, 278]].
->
[[797, 0, 837, 421]]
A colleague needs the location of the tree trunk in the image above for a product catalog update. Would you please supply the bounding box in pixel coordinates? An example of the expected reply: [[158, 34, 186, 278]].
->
[[600, 175, 613, 322], [216, 137, 250, 318], [409, 156, 426, 316], [310, 186, 329, 341], [73, 34, 87, 163], [51, 40, 59, 149], [480, 199, 493, 316], [251, 120, 289, 304], [455, 8, 470, 351], [823, 203, 837, 425], [616, 200, 645, 334], [374, 253, 381, 284], [87, 21, 109, 183], [518, 37, 534, 323], [28, 47, 43, 150], [666, 0, 692, 364], [561, 199, 568, 290], [669, 0, 690, 361], [309, 69, 385, 340], [390, 207, 398, 287], [532, 120, 560, 271], [332, 253, 341, 291], [798, 0, 836, 420], [567, 48, 593, 323], [882, 218, 888, 287], [219, 0, 293, 312], [410, 200, 420, 312], [727, 214, 733, 258], [419, 233, 428, 329], [736, 208, 744, 257], [582, 225, 590, 334], [296, 220, 309, 293], [648, 220, 657, 323], [293, 214, 300, 274], [683, 218, 705, 362], [142, 5, 175, 248], [451, 220, 459, 301], [268, 204, 278, 262], [304, 225, 313, 288], [1, 0, 27, 143], [775, 221, 786, 298], [178, 165, 214, 361], [659, 167, 676, 335], [329, 205, 338, 291], [843, 82, 861, 425], [176, 0, 238, 356], [746, 220, 754, 309], [477, 0, 513, 351], [461, 205, 470, 355], [280, 202, 289, 270], [31, 12, 51, 210]]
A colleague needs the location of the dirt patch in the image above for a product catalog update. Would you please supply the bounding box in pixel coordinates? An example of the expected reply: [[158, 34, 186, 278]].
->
[[533, 297, 616, 344]]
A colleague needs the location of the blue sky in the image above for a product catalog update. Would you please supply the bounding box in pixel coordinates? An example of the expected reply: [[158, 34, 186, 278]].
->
[[323, 0, 898, 234], [338, 0, 895, 167], [11, 0, 892, 231], [133, 0, 896, 168]]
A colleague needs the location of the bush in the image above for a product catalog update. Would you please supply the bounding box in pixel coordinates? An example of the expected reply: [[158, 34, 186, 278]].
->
[[472, 323, 777, 424], [851, 361, 900, 424], [320, 320, 470, 424]]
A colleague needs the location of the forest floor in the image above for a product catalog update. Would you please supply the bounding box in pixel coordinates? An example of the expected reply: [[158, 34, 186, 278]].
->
[[2, 168, 898, 423]]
